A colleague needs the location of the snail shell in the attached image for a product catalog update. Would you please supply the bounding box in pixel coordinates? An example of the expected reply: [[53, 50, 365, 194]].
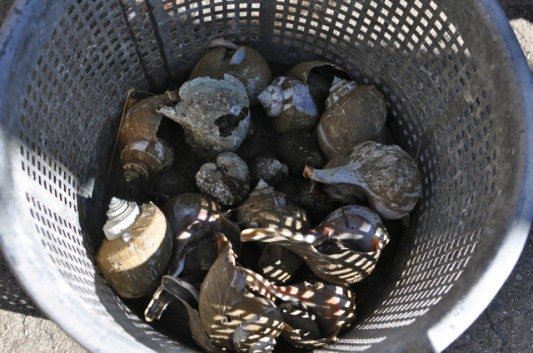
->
[[276, 130, 326, 175], [317, 81, 387, 159], [190, 38, 271, 105], [196, 152, 251, 206], [158, 75, 250, 154], [258, 76, 318, 133], [96, 198, 172, 298], [241, 205, 389, 285], [242, 269, 356, 347], [304, 141, 422, 219], [249, 152, 289, 186], [199, 235, 284, 352], [119, 92, 178, 182], [287, 61, 350, 113]]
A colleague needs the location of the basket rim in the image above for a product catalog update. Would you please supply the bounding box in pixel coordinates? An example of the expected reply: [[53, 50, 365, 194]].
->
[[0, 1, 531, 353]]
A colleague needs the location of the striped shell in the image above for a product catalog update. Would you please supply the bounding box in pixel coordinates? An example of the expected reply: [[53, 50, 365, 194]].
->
[[240, 205, 389, 285], [305, 141, 422, 219], [96, 200, 172, 298], [121, 139, 174, 182], [198, 235, 284, 352], [258, 76, 318, 133]]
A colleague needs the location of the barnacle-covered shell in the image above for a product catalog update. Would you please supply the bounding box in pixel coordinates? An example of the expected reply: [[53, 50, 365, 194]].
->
[[158, 75, 250, 154], [119, 92, 178, 182], [199, 235, 284, 352], [287, 61, 350, 113], [243, 269, 356, 347], [258, 76, 318, 133], [304, 141, 422, 219], [250, 153, 289, 186], [237, 182, 309, 283], [241, 205, 389, 285], [145, 193, 240, 322], [277, 130, 325, 174], [190, 39, 271, 105], [317, 81, 387, 159], [97, 198, 172, 298], [196, 152, 251, 206]]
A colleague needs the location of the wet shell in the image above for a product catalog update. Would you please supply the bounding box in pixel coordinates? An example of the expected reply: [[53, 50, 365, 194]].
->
[[258, 76, 318, 133], [241, 205, 389, 285], [96, 198, 172, 298], [191, 39, 271, 105], [145, 193, 240, 322], [199, 235, 284, 352], [317, 82, 387, 159], [158, 75, 250, 154], [196, 152, 251, 206], [249, 153, 289, 186], [118, 92, 178, 182], [304, 141, 422, 219], [287, 61, 350, 113], [243, 269, 356, 347], [276, 130, 326, 175]]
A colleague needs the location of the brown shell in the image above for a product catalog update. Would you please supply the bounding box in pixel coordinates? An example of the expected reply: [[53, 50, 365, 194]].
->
[[286, 61, 349, 84], [191, 45, 271, 105], [276, 130, 325, 175], [118, 92, 179, 146], [317, 85, 387, 159], [96, 203, 172, 298], [120, 139, 174, 181]]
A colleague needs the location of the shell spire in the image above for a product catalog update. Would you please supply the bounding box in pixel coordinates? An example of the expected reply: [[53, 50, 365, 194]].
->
[[103, 198, 141, 241], [325, 77, 357, 110]]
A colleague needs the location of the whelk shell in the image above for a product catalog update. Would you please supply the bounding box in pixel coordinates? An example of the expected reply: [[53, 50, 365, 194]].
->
[[96, 198, 172, 298]]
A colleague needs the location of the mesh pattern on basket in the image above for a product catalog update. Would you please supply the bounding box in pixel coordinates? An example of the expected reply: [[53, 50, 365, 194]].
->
[[11, 0, 509, 351]]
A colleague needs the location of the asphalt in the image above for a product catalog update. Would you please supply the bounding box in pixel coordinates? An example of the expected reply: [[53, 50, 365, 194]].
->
[[0, 1, 531, 352]]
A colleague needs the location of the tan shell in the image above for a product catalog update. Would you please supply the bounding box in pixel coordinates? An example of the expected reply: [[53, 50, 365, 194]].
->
[[96, 202, 173, 298], [317, 84, 387, 159], [120, 139, 174, 182], [286, 61, 348, 84], [190, 39, 271, 105]]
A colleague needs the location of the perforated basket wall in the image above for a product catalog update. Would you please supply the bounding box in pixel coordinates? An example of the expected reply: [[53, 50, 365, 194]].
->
[[0, 1, 531, 353]]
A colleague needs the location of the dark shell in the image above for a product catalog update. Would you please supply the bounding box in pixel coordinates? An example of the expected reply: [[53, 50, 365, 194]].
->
[[276, 130, 325, 175], [258, 77, 318, 133], [236, 107, 280, 161], [305, 141, 422, 219], [196, 152, 251, 206], [190, 40, 271, 105], [121, 139, 174, 182], [317, 84, 387, 159], [249, 152, 289, 186], [199, 236, 284, 352]]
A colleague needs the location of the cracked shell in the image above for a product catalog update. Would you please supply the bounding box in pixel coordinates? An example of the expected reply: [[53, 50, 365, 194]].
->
[[304, 141, 422, 219], [96, 198, 173, 298], [196, 152, 251, 206], [258, 76, 318, 133], [158, 75, 250, 154], [190, 38, 271, 105], [317, 81, 387, 159]]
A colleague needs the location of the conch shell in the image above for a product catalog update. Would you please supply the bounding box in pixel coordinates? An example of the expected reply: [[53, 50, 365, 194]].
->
[[258, 76, 318, 133], [119, 92, 179, 182], [190, 38, 271, 105], [317, 80, 387, 159], [199, 235, 284, 352], [96, 198, 172, 298], [304, 141, 422, 219], [196, 152, 251, 206], [158, 75, 250, 154], [241, 205, 389, 285]]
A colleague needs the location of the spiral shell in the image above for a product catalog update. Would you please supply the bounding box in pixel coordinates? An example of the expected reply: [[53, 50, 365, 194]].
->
[[304, 141, 422, 219], [96, 198, 172, 298], [196, 152, 251, 206], [121, 139, 174, 182], [258, 76, 318, 133], [317, 82, 387, 159], [249, 153, 289, 186], [190, 38, 271, 105], [158, 75, 250, 154]]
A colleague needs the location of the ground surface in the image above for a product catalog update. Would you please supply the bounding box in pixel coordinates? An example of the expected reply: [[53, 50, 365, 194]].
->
[[0, 1, 531, 352]]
